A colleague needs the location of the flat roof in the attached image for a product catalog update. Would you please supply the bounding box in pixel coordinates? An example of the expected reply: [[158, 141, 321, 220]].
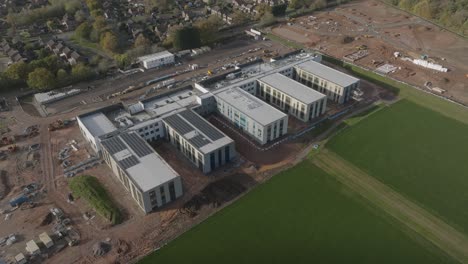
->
[[259, 73, 326, 104], [39, 232, 52, 244], [26, 240, 39, 251], [214, 87, 287, 126], [101, 132, 179, 192], [163, 109, 233, 154], [79, 112, 117, 138], [34, 88, 81, 104], [295, 60, 359, 87], [138, 50, 173, 62]]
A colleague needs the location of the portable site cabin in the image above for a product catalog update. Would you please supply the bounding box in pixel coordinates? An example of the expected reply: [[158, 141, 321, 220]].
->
[[39, 232, 54, 248], [14, 253, 26, 264], [25, 240, 40, 255]]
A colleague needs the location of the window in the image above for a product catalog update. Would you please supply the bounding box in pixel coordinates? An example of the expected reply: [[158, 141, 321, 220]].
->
[[169, 181, 176, 201], [218, 149, 222, 165], [160, 186, 166, 204], [225, 146, 230, 162]]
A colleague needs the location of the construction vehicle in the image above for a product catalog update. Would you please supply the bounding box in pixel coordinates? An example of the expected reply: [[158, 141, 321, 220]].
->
[[48, 119, 71, 131], [363, 34, 373, 38], [355, 45, 368, 50], [207, 70, 213, 75], [1, 136, 14, 146], [7, 145, 17, 152]]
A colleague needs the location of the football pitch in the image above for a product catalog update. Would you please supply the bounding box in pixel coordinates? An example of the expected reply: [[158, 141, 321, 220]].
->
[[327, 100, 468, 234], [140, 161, 453, 264]]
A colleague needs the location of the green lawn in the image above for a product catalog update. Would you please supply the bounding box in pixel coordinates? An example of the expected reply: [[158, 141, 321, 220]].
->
[[328, 99, 468, 234], [140, 161, 452, 264]]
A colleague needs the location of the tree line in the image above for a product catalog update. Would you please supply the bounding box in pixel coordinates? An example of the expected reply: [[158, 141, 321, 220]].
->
[[385, 0, 468, 36], [0, 49, 94, 91]]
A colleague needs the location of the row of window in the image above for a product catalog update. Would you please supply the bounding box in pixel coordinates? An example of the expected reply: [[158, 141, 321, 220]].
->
[[104, 148, 144, 208], [138, 123, 160, 133]]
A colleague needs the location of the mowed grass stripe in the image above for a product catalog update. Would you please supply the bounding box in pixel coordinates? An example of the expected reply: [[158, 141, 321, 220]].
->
[[140, 161, 453, 264], [314, 150, 468, 263], [327, 99, 468, 234]]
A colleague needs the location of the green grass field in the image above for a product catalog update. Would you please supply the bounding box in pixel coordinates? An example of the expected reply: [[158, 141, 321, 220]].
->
[[140, 161, 453, 264], [328, 99, 468, 234]]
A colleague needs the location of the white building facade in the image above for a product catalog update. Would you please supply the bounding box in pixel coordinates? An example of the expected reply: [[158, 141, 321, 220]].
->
[[214, 87, 288, 145], [101, 132, 183, 213], [163, 109, 236, 173], [294, 60, 360, 104], [138, 51, 175, 69], [258, 73, 327, 122]]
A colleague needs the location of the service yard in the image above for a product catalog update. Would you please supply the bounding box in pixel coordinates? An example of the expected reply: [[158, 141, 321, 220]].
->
[[271, 0, 468, 104]]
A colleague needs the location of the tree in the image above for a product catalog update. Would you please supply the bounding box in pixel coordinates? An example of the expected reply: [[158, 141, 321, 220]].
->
[[173, 26, 201, 50], [74, 10, 86, 23], [4, 62, 31, 81], [35, 48, 50, 60], [42, 55, 63, 74], [144, 0, 173, 13], [232, 10, 249, 25], [85, 0, 101, 11], [195, 15, 223, 45], [64, 0, 81, 14], [310, 0, 327, 10], [115, 54, 132, 69], [259, 11, 276, 27], [413, 0, 433, 19], [100, 32, 119, 53], [90, 9, 103, 18], [56, 68, 70, 85], [71, 63, 95, 81], [271, 3, 287, 16], [46, 20, 58, 31], [92, 16, 107, 33], [97, 59, 112, 74], [27, 68, 55, 90], [75, 22, 92, 39], [255, 4, 272, 19], [134, 34, 151, 48]]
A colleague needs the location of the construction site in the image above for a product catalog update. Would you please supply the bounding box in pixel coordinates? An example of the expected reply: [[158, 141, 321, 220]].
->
[[271, 0, 468, 105], [0, 30, 395, 263]]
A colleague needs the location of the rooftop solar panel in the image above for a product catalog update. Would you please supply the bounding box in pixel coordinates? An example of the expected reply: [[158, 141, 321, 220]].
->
[[101, 136, 127, 154], [189, 134, 210, 148], [119, 155, 139, 169], [163, 114, 193, 135], [120, 133, 153, 157], [179, 110, 224, 141]]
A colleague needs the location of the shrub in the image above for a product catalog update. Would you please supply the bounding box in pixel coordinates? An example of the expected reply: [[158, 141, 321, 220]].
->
[[69, 175, 122, 225]]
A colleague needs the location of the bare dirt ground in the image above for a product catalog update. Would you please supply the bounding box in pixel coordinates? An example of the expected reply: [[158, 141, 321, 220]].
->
[[0, 39, 297, 263], [314, 150, 468, 263], [271, 0, 468, 104]]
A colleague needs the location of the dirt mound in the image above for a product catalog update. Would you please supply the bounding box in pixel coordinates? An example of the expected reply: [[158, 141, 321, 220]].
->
[[0, 170, 9, 200], [116, 239, 130, 255], [181, 177, 247, 217], [93, 242, 111, 256], [40, 212, 54, 226]]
